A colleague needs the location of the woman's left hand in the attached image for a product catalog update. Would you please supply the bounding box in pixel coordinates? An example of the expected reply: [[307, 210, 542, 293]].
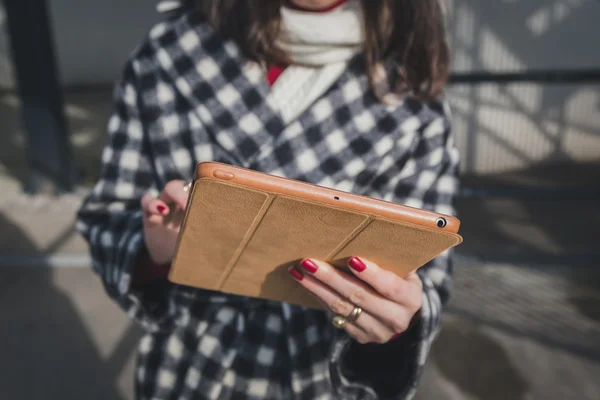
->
[[289, 257, 423, 344]]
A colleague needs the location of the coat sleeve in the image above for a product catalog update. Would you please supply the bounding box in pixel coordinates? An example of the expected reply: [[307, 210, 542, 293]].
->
[[76, 58, 173, 333], [330, 101, 460, 399]]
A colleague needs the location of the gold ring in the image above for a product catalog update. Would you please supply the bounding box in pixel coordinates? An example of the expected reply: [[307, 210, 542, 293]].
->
[[332, 315, 348, 329], [183, 182, 192, 192], [346, 306, 362, 323]]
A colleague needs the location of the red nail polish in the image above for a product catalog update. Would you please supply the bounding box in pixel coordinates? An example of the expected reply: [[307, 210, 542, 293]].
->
[[300, 259, 318, 274], [348, 257, 366, 272], [157, 205, 166, 214], [288, 267, 304, 281]]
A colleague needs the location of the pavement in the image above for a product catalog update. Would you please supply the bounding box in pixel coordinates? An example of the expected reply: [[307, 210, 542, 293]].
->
[[1, 169, 599, 400], [2, 88, 600, 399]]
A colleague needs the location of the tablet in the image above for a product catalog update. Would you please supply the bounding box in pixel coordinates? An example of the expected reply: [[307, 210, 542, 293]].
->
[[169, 162, 462, 309]]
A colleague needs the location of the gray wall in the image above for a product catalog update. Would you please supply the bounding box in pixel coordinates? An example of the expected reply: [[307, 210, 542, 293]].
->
[[450, 0, 600, 72], [1, 0, 599, 174], [0, 0, 159, 88]]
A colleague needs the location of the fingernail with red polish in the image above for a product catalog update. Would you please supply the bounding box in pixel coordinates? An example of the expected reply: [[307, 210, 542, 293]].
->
[[348, 257, 366, 272], [288, 267, 304, 281], [157, 205, 167, 214], [300, 259, 318, 274]]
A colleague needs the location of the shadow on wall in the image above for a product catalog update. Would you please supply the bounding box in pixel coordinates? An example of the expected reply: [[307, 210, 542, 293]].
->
[[0, 212, 141, 400], [449, 0, 600, 175]]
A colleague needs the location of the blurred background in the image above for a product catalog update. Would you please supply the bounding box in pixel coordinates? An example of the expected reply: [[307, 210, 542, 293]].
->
[[1, 0, 599, 399]]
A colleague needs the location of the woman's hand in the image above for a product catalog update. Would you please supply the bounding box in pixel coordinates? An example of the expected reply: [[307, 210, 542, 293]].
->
[[141, 180, 190, 264], [289, 257, 423, 344]]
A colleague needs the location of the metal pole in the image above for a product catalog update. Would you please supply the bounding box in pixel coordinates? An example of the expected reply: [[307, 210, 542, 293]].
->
[[4, 0, 78, 193]]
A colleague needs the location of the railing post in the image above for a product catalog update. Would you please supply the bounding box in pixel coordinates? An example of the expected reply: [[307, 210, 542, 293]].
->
[[4, 0, 79, 193]]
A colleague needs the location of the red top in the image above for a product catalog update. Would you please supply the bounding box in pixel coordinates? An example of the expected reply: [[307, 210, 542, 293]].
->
[[266, 0, 349, 86], [266, 65, 287, 86]]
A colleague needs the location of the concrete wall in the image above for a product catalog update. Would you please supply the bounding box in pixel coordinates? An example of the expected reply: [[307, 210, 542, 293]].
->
[[1, 0, 599, 175]]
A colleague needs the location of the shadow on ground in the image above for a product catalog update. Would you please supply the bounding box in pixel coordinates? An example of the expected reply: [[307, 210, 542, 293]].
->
[[453, 191, 600, 361], [432, 319, 529, 400], [0, 212, 141, 400]]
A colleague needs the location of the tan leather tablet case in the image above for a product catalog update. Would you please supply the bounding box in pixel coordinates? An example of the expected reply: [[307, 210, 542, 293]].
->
[[169, 165, 462, 310]]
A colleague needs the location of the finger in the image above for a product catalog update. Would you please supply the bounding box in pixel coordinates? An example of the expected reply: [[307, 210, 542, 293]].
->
[[289, 267, 394, 343], [304, 288, 382, 344], [349, 311, 395, 344], [298, 259, 408, 331], [141, 195, 166, 228], [141, 193, 155, 213], [150, 199, 170, 216], [159, 180, 189, 210], [307, 292, 372, 344], [346, 256, 423, 312], [304, 288, 392, 345], [144, 213, 165, 226], [343, 323, 372, 344], [404, 271, 424, 289], [141, 194, 169, 215]]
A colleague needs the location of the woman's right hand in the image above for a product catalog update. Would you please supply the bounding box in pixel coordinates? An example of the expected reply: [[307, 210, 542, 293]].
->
[[141, 180, 190, 265]]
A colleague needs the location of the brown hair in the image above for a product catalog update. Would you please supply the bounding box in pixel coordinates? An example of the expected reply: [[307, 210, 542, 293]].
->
[[196, 0, 450, 101]]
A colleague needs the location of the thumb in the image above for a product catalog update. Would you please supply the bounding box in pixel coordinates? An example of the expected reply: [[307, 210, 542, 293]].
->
[[159, 180, 190, 210], [405, 271, 423, 291]]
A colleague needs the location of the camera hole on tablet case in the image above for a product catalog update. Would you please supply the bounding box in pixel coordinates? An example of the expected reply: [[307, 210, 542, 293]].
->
[[436, 218, 447, 228]]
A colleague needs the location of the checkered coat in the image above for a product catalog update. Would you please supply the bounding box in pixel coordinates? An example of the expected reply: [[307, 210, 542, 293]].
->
[[76, 7, 459, 400]]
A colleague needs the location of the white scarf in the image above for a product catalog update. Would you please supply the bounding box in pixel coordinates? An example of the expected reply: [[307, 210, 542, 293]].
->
[[156, 0, 364, 66], [268, 0, 365, 123], [277, 0, 364, 66], [156, 0, 367, 123]]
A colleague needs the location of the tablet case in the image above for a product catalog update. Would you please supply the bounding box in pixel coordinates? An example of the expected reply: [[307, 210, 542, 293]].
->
[[168, 178, 462, 309]]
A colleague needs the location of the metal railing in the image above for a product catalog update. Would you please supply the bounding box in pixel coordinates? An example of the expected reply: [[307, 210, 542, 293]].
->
[[448, 69, 600, 200]]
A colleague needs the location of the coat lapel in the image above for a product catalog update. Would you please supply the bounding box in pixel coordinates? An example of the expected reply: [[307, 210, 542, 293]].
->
[[150, 12, 285, 167]]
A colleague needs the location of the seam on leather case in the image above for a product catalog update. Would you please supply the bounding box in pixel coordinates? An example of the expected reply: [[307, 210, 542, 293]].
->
[[215, 194, 275, 290], [325, 216, 374, 261]]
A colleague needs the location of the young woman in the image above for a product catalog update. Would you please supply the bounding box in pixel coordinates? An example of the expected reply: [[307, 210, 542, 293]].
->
[[77, 0, 458, 398]]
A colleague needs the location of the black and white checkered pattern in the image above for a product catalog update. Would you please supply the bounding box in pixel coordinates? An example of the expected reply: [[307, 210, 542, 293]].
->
[[76, 8, 459, 400]]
